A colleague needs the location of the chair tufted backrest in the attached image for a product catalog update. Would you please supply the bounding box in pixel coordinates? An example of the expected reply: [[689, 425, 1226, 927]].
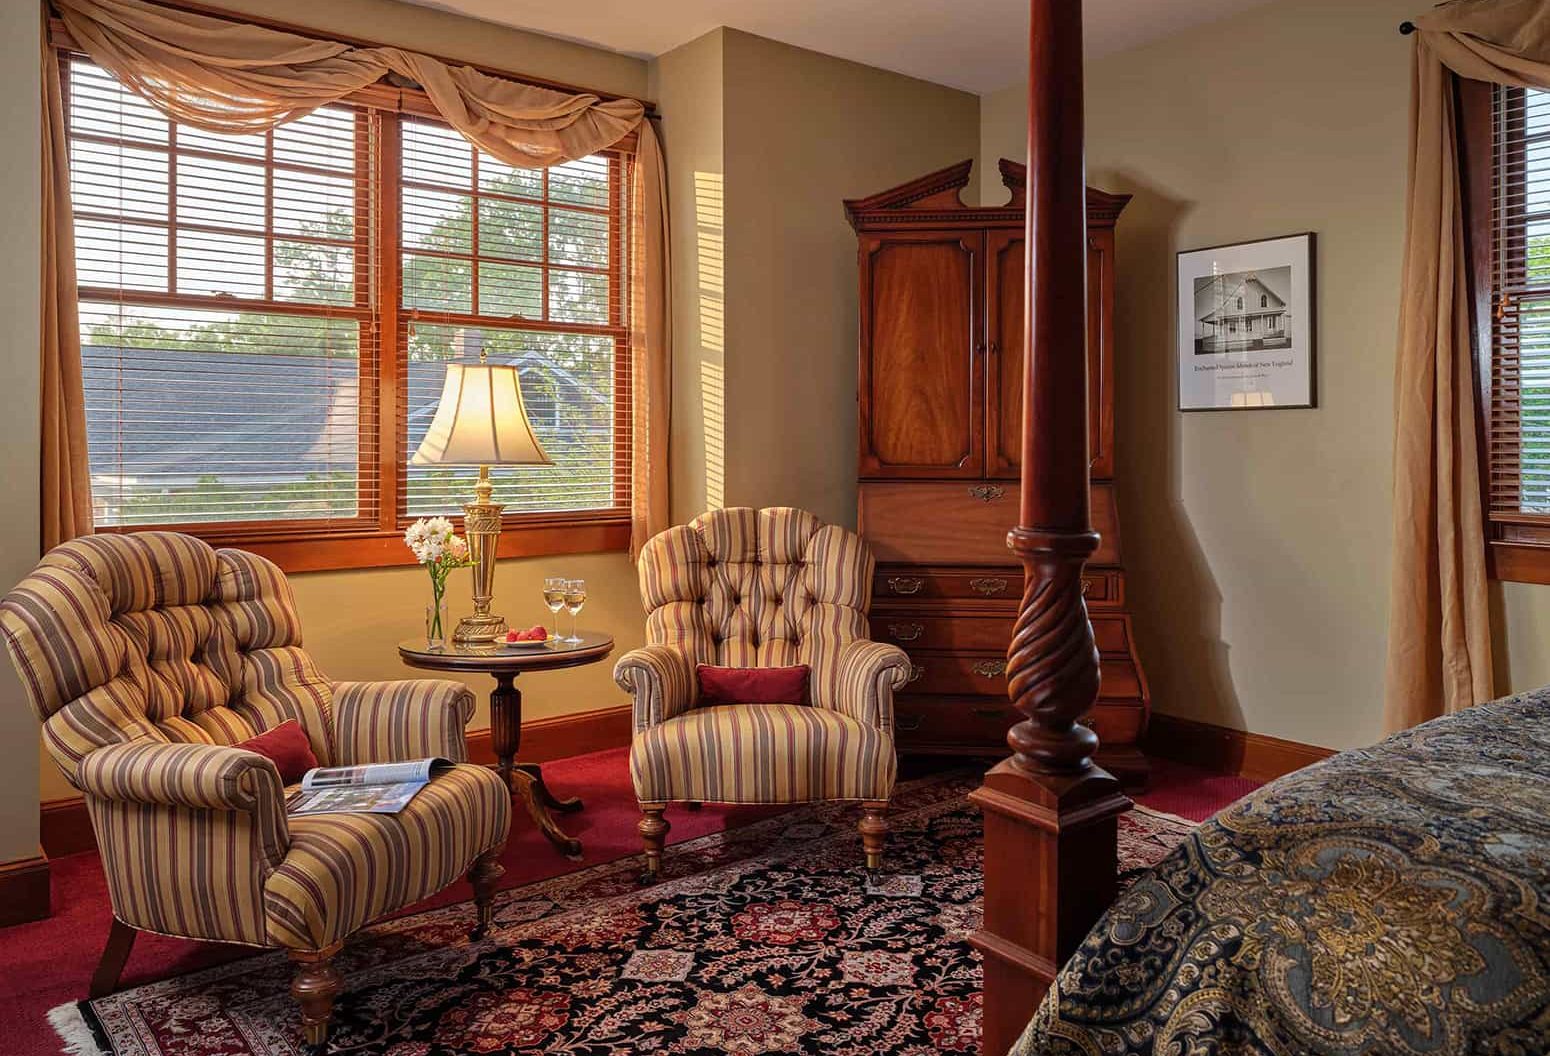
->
[[636, 507, 875, 709], [0, 532, 335, 787]]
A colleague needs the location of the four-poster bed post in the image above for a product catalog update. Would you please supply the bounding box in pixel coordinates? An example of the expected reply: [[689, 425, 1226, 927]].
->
[[968, 1, 1131, 1052]]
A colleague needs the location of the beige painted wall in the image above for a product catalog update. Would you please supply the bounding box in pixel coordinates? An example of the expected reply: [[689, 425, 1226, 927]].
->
[[653, 29, 980, 530], [0, 1, 44, 862], [24, 0, 652, 807], [978, 0, 1550, 752], [650, 30, 727, 524]]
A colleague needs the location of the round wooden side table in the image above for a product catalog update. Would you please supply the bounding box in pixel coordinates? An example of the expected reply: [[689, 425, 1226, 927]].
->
[[398, 632, 615, 859]]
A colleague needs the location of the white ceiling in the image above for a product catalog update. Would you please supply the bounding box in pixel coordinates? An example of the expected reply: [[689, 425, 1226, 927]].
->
[[403, 0, 1279, 94]]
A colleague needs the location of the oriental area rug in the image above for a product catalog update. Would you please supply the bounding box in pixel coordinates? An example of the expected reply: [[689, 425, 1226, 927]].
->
[[58, 773, 1195, 1056]]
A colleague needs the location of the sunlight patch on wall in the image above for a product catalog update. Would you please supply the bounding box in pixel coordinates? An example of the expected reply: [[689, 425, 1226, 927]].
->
[[695, 170, 725, 509]]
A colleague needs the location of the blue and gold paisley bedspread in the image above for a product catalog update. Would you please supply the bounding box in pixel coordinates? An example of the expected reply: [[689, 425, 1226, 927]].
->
[[1014, 692, 1550, 1056]]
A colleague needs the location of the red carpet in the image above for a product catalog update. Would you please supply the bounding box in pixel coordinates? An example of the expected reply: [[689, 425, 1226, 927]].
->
[[1140, 758, 1263, 821], [0, 748, 1254, 1055]]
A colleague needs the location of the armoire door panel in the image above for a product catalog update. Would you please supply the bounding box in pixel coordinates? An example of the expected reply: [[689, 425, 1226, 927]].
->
[[992, 237, 1112, 480], [858, 231, 984, 478], [1088, 230, 1116, 480], [987, 229, 1026, 478]]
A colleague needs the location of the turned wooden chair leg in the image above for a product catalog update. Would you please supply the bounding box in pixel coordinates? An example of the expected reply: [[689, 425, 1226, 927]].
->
[[88, 919, 136, 999], [468, 845, 506, 940], [289, 944, 344, 1056], [638, 802, 670, 882], [859, 801, 889, 877]]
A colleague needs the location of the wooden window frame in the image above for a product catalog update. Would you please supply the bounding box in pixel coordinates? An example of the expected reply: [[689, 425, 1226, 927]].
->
[[1460, 77, 1550, 582], [55, 43, 634, 572]]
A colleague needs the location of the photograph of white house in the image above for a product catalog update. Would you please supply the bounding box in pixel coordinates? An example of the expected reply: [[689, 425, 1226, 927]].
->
[[1193, 266, 1293, 354]]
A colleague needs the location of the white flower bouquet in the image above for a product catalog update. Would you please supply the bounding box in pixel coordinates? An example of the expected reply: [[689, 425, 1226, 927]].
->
[[405, 517, 471, 643]]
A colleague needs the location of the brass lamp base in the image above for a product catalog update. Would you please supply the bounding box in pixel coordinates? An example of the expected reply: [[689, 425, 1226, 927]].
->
[[457, 465, 506, 643], [454, 613, 507, 643]]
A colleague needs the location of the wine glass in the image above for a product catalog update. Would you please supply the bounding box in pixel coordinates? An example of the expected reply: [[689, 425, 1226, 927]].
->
[[542, 577, 567, 640], [563, 578, 587, 644]]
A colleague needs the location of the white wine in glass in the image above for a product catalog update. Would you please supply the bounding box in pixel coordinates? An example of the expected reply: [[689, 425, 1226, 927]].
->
[[542, 577, 566, 639], [563, 579, 587, 643]]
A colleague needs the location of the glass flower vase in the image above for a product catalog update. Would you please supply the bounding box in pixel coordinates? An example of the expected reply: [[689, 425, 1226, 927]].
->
[[426, 595, 449, 648]]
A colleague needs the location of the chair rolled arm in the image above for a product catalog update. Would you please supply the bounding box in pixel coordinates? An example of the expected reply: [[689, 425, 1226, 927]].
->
[[79, 739, 286, 811], [832, 640, 912, 732], [615, 644, 696, 732], [76, 739, 290, 868], [76, 740, 290, 940], [333, 679, 477, 765]]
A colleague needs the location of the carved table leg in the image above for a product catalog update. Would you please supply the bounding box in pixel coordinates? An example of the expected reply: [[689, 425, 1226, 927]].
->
[[516, 763, 584, 813], [89, 918, 136, 999], [289, 943, 344, 1056], [490, 673, 584, 859], [489, 673, 521, 792]]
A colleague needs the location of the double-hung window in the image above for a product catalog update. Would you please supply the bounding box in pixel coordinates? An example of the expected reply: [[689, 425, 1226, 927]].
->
[[62, 48, 633, 569], [1470, 82, 1550, 580]]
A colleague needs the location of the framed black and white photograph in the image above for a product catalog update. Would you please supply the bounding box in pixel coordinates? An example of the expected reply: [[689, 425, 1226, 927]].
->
[[1176, 233, 1316, 411]]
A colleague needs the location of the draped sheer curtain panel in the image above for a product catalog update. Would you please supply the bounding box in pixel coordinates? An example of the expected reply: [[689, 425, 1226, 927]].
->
[[40, 0, 669, 566]]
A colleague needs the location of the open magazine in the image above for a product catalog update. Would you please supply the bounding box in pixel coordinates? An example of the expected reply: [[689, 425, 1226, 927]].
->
[[286, 758, 451, 816]]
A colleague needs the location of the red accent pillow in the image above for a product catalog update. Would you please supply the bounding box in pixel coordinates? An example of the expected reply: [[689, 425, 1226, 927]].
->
[[697, 664, 810, 707], [234, 719, 319, 784]]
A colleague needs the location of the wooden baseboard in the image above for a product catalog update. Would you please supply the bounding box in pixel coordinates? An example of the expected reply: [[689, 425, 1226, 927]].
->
[[466, 703, 632, 767], [1144, 713, 1333, 783], [40, 797, 97, 860], [41, 704, 634, 860], [0, 854, 50, 925]]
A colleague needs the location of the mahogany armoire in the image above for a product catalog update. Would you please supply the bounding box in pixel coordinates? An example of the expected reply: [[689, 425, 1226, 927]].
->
[[844, 158, 1151, 785]]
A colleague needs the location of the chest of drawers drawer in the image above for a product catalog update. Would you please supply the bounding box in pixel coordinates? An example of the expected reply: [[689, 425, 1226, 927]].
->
[[899, 648, 1142, 700], [872, 611, 1132, 655], [872, 567, 1120, 607], [892, 697, 1145, 752]]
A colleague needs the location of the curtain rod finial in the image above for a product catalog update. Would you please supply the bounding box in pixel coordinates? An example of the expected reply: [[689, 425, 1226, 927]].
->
[[1400, 20, 1416, 35]]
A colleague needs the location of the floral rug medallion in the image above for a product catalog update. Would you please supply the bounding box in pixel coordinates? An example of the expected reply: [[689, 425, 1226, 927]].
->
[[64, 773, 1194, 1055]]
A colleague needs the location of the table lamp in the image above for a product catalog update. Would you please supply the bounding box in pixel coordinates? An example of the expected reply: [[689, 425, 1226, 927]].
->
[[411, 353, 552, 642]]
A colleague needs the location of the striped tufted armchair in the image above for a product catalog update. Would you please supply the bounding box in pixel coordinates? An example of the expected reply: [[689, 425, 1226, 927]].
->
[[615, 507, 911, 879], [0, 532, 510, 1054]]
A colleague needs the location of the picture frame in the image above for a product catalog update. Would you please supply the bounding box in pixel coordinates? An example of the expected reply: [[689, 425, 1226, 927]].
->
[[1176, 232, 1316, 411]]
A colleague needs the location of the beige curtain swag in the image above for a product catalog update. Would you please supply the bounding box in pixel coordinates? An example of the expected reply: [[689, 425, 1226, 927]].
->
[[1387, 0, 1550, 730], [45, 0, 671, 555]]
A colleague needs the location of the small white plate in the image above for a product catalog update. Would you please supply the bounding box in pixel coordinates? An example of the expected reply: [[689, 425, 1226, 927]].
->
[[492, 637, 554, 649]]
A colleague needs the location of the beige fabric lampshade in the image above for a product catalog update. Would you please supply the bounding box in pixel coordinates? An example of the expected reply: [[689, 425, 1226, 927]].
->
[[411, 363, 552, 466]]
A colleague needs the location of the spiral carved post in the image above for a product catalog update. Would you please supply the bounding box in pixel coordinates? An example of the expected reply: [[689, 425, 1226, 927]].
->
[[967, 2, 1132, 1053]]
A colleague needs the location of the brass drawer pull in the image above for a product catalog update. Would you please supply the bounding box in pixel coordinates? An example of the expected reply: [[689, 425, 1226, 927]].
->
[[968, 577, 1009, 596], [887, 622, 924, 642], [967, 484, 1004, 503], [906, 663, 926, 684], [972, 660, 1007, 678], [886, 576, 925, 595], [895, 714, 923, 732]]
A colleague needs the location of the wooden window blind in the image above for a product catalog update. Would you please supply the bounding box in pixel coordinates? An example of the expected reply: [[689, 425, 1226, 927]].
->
[[69, 57, 376, 531], [397, 117, 631, 520], [60, 51, 634, 568], [1487, 85, 1550, 518]]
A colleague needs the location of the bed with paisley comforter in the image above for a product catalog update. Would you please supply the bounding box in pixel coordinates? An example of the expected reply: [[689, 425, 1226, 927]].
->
[[1013, 691, 1550, 1056]]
